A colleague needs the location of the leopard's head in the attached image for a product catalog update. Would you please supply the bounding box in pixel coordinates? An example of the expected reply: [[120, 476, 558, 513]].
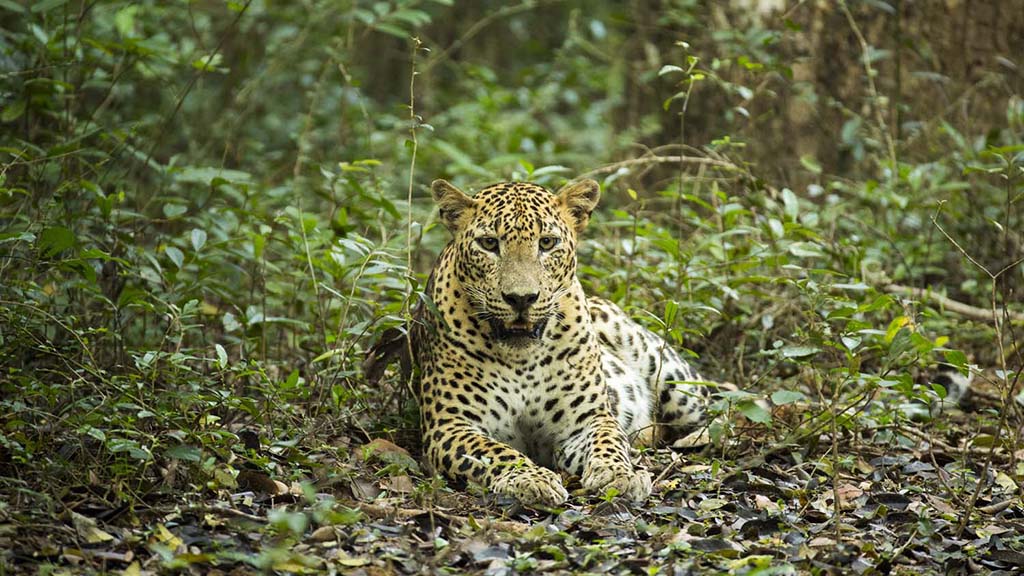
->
[[432, 179, 600, 347]]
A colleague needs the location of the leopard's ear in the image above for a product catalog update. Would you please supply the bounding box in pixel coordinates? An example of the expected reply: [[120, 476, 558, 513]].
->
[[556, 179, 600, 232], [431, 179, 477, 233]]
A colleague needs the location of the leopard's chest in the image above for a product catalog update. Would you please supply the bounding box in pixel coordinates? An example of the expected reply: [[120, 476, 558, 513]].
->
[[469, 345, 597, 467]]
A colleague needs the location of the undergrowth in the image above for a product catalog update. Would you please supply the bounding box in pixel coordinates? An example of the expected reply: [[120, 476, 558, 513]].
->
[[0, 1, 1022, 571]]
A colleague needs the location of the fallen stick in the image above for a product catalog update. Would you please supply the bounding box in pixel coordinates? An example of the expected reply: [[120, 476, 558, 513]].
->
[[883, 283, 1024, 324]]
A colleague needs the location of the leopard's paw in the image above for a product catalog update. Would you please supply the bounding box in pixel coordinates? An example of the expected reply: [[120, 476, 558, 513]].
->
[[492, 465, 569, 507], [582, 460, 652, 502]]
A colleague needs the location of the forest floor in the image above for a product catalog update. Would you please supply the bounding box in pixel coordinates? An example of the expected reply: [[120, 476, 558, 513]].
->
[[4, 1, 1023, 574], [3, 396, 1022, 575]]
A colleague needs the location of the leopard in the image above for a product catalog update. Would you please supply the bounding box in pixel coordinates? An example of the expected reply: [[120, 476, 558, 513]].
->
[[394, 178, 714, 507]]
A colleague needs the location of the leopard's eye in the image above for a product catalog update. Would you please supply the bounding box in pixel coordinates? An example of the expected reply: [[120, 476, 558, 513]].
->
[[476, 236, 500, 253], [538, 236, 560, 251]]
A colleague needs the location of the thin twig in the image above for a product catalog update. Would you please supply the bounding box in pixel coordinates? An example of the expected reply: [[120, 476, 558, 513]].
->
[[651, 451, 684, 486], [930, 204, 1021, 537], [830, 374, 843, 543], [578, 155, 740, 179], [406, 38, 421, 312], [204, 505, 267, 523], [930, 211, 993, 277], [0, 300, 100, 371], [891, 525, 920, 562], [883, 283, 1024, 324], [294, 50, 337, 353], [404, 38, 424, 400], [421, 1, 556, 73], [839, 0, 898, 172], [109, 0, 253, 186]]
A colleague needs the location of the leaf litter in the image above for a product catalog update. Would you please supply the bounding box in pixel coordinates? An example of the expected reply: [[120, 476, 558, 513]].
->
[[2, 403, 1022, 575]]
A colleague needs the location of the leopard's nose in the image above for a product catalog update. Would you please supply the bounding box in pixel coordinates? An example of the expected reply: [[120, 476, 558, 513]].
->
[[502, 291, 539, 313]]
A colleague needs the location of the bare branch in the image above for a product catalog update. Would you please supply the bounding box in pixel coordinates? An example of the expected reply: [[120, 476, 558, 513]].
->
[[422, 1, 557, 74], [579, 155, 741, 179], [883, 283, 1024, 324]]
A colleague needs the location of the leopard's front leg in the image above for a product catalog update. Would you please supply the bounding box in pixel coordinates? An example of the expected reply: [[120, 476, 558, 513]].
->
[[555, 404, 652, 502], [423, 417, 569, 507]]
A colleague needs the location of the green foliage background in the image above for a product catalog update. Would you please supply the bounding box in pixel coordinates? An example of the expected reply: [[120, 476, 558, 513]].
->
[[1, 0, 1022, 522]]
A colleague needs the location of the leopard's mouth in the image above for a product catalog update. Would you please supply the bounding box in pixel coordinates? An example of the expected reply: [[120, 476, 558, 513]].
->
[[489, 317, 548, 343]]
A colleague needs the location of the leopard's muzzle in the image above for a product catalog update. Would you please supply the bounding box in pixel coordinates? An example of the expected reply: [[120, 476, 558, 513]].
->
[[489, 317, 549, 345]]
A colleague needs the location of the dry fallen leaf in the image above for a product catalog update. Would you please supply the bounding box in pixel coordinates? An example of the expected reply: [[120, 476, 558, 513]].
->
[[679, 464, 713, 474], [924, 494, 957, 515], [70, 512, 114, 544], [273, 480, 290, 495], [753, 494, 780, 513], [237, 470, 283, 495], [351, 478, 381, 501], [699, 498, 728, 511], [995, 471, 1018, 492], [383, 474, 415, 494], [150, 524, 183, 551], [979, 523, 1014, 536], [308, 526, 337, 542], [360, 438, 420, 471], [336, 550, 371, 567], [835, 483, 864, 510], [361, 438, 411, 460], [978, 499, 1013, 515]]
